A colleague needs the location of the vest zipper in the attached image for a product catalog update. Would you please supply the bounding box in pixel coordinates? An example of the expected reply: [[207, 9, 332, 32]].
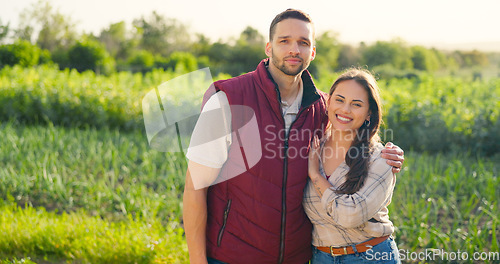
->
[[278, 107, 310, 263], [277, 84, 321, 263], [278, 137, 288, 264], [217, 199, 232, 247]]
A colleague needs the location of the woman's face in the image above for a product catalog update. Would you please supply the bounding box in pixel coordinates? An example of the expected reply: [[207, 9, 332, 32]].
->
[[328, 79, 371, 135]]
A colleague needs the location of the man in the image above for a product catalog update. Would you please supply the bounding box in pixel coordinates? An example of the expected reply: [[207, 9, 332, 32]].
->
[[183, 9, 404, 264]]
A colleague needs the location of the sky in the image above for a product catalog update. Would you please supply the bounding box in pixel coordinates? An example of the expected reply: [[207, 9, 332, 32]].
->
[[1, 0, 500, 51]]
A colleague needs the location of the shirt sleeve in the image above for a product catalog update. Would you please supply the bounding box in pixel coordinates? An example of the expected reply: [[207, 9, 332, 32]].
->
[[185, 91, 232, 168], [321, 145, 396, 229]]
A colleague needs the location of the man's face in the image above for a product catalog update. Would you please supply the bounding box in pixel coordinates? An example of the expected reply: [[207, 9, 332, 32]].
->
[[265, 18, 316, 76]]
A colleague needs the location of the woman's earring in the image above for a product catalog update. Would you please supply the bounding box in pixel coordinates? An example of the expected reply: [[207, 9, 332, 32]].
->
[[364, 119, 371, 127]]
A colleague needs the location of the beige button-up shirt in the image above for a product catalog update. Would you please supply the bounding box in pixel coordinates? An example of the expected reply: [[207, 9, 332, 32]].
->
[[303, 141, 396, 247]]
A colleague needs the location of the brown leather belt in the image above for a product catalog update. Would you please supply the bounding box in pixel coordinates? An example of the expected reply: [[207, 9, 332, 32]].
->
[[316, 235, 390, 256]]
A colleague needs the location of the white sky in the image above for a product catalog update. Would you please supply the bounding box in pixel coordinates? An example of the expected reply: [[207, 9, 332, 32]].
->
[[1, 0, 500, 50]]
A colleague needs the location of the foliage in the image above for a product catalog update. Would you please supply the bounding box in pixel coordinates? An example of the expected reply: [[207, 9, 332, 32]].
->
[[68, 38, 115, 74], [411, 45, 440, 71], [0, 19, 9, 43], [361, 39, 413, 69], [391, 152, 499, 264], [128, 50, 155, 73], [1, 65, 499, 155], [0, 40, 42, 67], [203, 26, 266, 76], [165, 52, 199, 73], [308, 31, 340, 78], [379, 74, 500, 155], [0, 65, 143, 130], [15, 0, 76, 52], [133, 11, 191, 57], [336, 44, 362, 71], [3, 0, 496, 75], [453, 50, 490, 68], [98, 21, 137, 61], [0, 65, 230, 131]]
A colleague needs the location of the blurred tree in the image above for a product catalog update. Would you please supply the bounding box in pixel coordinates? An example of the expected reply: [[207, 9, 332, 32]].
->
[[99, 22, 125, 58], [239, 26, 265, 46], [0, 19, 10, 43], [98, 21, 139, 61], [68, 38, 115, 74], [228, 26, 266, 75], [15, 0, 77, 52], [308, 31, 340, 77], [127, 50, 155, 73], [430, 48, 457, 70], [410, 46, 439, 71], [204, 26, 266, 76], [362, 39, 413, 69], [51, 47, 70, 69], [133, 11, 191, 57], [192, 33, 211, 57], [456, 50, 489, 68], [336, 44, 362, 71], [167, 51, 198, 72], [207, 42, 232, 64], [0, 40, 41, 67]]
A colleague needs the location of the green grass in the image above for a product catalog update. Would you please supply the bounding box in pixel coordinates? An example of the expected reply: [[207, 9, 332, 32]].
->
[[0, 121, 186, 223], [390, 152, 500, 263], [0, 123, 498, 263], [0, 200, 188, 263]]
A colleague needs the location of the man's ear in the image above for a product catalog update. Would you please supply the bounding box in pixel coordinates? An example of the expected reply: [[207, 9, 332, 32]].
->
[[311, 46, 316, 60], [265, 42, 272, 57]]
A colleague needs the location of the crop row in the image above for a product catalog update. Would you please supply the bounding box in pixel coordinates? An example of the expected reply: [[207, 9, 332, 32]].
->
[[1, 65, 499, 154]]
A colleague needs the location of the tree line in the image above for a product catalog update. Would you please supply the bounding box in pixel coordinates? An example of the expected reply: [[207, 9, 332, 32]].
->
[[0, 0, 497, 77]]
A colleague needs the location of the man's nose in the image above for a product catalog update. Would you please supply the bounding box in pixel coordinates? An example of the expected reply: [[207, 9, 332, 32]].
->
[[289, 42, 300, 55]]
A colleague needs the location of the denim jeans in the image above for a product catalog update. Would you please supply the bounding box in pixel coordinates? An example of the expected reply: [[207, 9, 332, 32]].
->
[[311, 237, 401, 264]]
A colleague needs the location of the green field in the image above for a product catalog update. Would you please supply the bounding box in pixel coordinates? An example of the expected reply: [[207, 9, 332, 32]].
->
[[0, 125, 498, 263], [0, 66, 499, 263]]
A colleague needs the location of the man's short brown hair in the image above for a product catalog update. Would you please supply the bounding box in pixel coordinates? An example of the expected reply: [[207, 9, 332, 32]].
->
[[269, 9, 314, 41]]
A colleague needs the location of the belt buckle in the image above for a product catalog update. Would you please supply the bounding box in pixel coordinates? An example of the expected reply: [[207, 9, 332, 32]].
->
[[329, 246, 348, 257]]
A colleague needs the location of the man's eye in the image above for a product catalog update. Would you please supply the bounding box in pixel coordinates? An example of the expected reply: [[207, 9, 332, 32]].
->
[[335, 99, 343, 102]]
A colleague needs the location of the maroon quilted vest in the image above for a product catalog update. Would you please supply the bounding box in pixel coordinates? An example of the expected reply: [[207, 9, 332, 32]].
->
[[203, 59, 328, 264]]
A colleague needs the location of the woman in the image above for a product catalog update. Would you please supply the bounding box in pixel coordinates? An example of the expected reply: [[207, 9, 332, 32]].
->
[[304, 68, 400, 263]]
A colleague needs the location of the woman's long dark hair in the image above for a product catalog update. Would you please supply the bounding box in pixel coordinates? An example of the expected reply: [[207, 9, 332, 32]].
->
[[328, 68, 382, 195]]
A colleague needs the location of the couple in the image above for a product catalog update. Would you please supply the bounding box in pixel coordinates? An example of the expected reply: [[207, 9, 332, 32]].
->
[[183, 9, 404, 264]]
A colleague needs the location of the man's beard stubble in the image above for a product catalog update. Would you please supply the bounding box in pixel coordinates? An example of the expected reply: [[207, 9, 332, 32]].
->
[[271, 50, 308, 76]]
